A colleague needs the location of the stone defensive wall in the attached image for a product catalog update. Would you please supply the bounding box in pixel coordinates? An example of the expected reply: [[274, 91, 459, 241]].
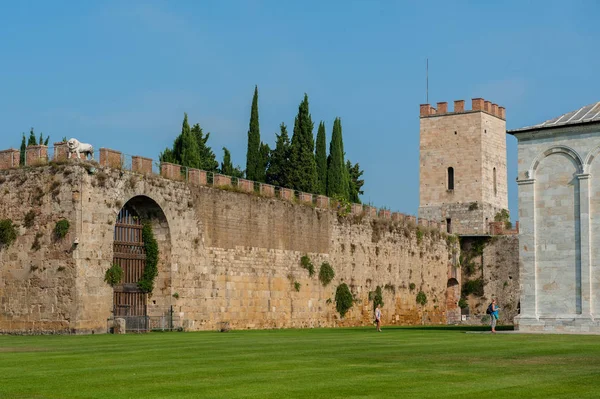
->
[[0, 144, 460, 334]]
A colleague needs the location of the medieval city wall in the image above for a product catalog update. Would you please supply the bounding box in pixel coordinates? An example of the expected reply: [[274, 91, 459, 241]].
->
[[0, 163, 455, 334]]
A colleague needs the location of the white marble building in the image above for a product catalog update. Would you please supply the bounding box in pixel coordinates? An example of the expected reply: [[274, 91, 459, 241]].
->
[[509, 102, 600, 332]]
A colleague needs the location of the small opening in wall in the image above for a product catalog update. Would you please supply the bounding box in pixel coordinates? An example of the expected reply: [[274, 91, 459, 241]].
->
[[446, 218, 452, 234], [485, 129, 487, 133], [454, 131, 457, 135], [153, 300, 156, 304]]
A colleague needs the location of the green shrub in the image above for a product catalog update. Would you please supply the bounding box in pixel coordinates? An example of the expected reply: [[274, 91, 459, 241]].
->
[[458, 297, 468, 309], [31, 232, 43, 251], [462, 279, 484, 297], [54, 219, 70, 239], [416, 228, 424, 245], [0, 219, 18, 248], [409, 282, 416, 291], [294, 281, 301, 292], [416, 291, 427, 306], [369, 286, 384, 312], [24, 210, 36, 228], [318, 262, 335, 286], [335, 283, 354, 318], [300, 255, 315, 277], [137, 222, 159, 293], [104, 264, 123, 287]]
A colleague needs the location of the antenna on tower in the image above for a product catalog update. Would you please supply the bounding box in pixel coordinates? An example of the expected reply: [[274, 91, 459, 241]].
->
[[426, 58, 429, 104]]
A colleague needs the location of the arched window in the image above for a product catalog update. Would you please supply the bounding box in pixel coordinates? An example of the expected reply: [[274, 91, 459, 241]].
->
[[493, 167, 497, 196], [447, 167, 454, 190]]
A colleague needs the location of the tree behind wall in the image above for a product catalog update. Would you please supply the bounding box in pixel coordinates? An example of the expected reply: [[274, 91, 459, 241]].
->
[[256, 142, 270, 183], [220, 147, 244, 178], [289, 94, 317, 193], [159, 114, 218, 172], [246, 85, 260, 181], [19, 134, 26, 165], [266, 123, 291, 188], [327, 118, 349, 199], [347, 160, 364, 203], [192, 123, 218, 172], [315, 121, 327, 195]]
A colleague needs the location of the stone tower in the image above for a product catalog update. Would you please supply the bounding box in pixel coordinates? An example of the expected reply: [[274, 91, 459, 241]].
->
[[418, 98, 508, 235]]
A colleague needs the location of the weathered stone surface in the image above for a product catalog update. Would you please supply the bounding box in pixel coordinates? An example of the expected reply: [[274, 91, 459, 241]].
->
[[0, 164, 456, 334], [418, 101, 508, 234], [512, 122, 600, 333], [114, 318, 126, 334]]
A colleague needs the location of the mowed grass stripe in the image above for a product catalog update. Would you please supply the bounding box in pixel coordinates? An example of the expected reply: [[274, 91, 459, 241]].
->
[[1, 327, 600, 398]]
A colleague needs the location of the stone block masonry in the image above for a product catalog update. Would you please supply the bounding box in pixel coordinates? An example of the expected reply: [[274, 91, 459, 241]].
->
[[0, 163, 456, 334]]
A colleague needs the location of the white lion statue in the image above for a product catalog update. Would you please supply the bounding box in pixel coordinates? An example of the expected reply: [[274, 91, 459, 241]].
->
[[67, 138, 94, 160]]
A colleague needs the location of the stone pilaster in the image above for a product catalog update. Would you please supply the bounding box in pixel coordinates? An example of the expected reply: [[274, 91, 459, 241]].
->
[[515, 178, 537, 324], [577, 173, 592, 317]]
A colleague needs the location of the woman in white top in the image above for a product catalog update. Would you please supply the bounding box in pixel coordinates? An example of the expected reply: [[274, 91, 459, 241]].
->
[[375, 304, 382, 332]]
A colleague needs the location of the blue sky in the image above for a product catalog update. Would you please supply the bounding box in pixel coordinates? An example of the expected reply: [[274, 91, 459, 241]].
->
[[1, 1, 598, 220]]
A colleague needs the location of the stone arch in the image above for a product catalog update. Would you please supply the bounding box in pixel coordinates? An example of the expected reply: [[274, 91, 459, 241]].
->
[[583, 144, 600, 172], [115, 195, 173, 318], [528, 145, 584, 178]]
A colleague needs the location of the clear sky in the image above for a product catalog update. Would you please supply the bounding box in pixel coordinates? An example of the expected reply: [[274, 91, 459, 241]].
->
[[1, 1, 598, 219]]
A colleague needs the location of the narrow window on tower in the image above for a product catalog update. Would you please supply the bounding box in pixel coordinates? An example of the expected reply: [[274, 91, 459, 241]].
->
[[447, 167, 454, 191], [493, 167, 497, 196]]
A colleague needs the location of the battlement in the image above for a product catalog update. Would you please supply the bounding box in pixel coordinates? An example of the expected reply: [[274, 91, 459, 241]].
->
[[420, 98, 505, 120], [0, 144, 448, 234]]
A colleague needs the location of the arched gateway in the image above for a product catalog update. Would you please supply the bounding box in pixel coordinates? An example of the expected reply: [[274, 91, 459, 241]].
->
[[113, 205, 147, 317], [112, 195, 171, 331]]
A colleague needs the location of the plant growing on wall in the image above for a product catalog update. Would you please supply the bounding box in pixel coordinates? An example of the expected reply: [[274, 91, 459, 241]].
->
[[369, 285, 384, 312], [294, 281, 301, 292], [104, 264, 124, 287], [335, 283, 354, 318], [458, 297, 468, 309], [138, 222, 159, 293], [462, 279, 484, 297], [0, 219, 18, 248], [54, 219, 70, 240], [416, 291, 427, 306], [300, 255, 315, 277], [494, 208, 512, 229], [24, 210, 36, 228], [318, 262, 335, 286]]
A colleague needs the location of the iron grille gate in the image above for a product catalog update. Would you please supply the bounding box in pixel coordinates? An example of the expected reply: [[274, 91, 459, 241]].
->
[[113, 206, 147, 329]]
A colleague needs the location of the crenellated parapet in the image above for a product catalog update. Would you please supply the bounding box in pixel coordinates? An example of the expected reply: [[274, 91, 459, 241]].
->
[[420, 97, 505, 120]]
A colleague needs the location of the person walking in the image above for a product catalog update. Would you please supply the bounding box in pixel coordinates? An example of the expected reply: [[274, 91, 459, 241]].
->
[[490, 299, 500, 333], [375, 303, 382, 332]]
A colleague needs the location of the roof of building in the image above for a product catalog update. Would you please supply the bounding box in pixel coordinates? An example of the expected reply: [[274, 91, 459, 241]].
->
[[508, 101, 600, 134]]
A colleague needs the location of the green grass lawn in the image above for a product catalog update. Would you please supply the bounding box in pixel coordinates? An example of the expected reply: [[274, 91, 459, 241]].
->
[[1, 326, 599, 398]]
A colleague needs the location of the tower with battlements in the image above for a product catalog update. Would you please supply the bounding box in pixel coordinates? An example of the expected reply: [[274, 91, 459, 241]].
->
[[418, 98, 508, 235]]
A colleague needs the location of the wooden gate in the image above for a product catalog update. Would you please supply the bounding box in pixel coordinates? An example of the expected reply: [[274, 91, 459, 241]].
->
[[113, 206, 147, 317]]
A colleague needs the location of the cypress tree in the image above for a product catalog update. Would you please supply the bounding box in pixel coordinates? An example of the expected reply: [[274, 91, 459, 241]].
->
[[347, 160, 365, 203], [246, 85, 260, 180], [220, 147, 244, 178], [326, 118, 349, 199], [315, 121, 327, 195], [27, 128, 37, 146], [192, 123, 218, 172], [289, 94, 317, 193], [19, 133, 26, 165], [266, 123, 291, 188], [220, 147, 234, 176]]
